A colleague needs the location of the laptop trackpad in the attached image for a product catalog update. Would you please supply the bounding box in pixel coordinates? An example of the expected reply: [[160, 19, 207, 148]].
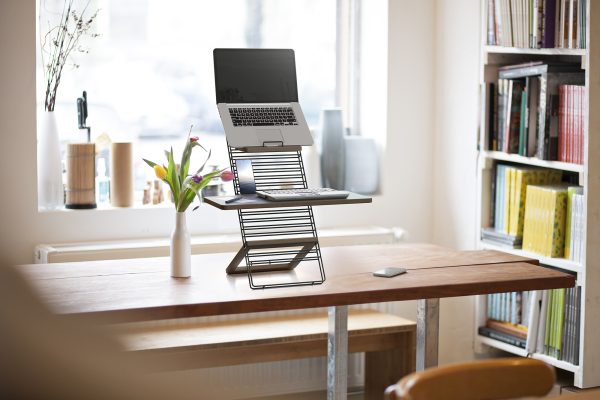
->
[[256, 129, 284, 146]]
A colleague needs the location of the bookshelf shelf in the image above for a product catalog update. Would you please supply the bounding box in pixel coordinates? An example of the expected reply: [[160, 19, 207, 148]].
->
[[485, 45, 587, 57], [480, 151, 585, 173], [532, 353, 581, 374], [477, 335, 528, 357], [476, 0, 599, 388], [479, 240, 584, 274], [476, 335, 581, 373]]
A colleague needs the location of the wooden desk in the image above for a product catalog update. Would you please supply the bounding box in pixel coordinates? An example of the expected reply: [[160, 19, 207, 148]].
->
[[20, 243, 574, 400]]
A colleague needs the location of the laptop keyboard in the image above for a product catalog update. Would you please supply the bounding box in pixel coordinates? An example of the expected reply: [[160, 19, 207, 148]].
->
[[229, 107, 298, 127], [260, 188, 338, 195]]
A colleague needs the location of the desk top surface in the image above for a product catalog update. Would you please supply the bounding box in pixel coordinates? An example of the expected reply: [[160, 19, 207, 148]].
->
[[19, 243, 574, 323]]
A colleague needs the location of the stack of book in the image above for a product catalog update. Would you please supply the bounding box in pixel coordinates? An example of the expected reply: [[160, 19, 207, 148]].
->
[[483, 165, 561, 247], [565, 186, 584, 263], [522, 184, 567, 257], [487, 0, 587, 49], [558, 84, 586, 164], [484, 175, 584, 262], [480, 291, 530, 348], [481, 287, 581, 365], [487, 62, 584, 160]]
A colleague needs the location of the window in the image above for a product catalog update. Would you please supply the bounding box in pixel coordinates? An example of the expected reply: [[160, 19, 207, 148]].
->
[[38, 0, 337, 201]]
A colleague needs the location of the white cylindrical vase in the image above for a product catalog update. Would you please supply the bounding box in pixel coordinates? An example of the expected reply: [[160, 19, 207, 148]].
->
[[37, 112, 64, 209], [171, 211, 191, 278]]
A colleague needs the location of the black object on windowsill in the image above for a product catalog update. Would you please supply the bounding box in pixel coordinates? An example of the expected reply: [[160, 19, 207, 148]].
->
[[77, 90, 91, 142]]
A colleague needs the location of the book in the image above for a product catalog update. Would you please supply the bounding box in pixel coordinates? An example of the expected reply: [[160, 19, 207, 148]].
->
[[558, 84, 586, 164], [564, 186, 582, 259], [525, 290, 542, 352], [495, 63, 583, 160], [481, 227, 522, 247], [487, 0, 584, 49], [492, 165, 561, 242], [522, 184, 568, 257], [538, 72, 585, 160], [486, 319, 528, 340], [479, 326, 527, 349]]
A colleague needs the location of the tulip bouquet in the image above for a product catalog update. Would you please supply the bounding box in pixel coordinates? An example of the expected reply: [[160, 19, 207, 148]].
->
[[143, 130, 233, 212]]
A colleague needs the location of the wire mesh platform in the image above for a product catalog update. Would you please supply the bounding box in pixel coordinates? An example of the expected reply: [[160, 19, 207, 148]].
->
[[225, 146, 326, 289]]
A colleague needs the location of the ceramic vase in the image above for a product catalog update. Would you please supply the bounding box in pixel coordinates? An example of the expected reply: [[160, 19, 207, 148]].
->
[[171, 211, 191, 278], [319, 108, 345, 189], [37, 112, 64, 210]]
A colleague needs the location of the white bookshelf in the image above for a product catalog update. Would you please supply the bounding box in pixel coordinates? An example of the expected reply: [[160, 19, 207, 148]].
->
[[485, 45, 587, 56], [479, 240, 583, 275], [480, 151, 585, 173], [475, 1, 600, 388]]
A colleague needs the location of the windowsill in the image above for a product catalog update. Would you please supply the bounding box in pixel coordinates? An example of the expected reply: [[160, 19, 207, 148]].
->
[[38, 201, 173, 214], [38, 193, 385, 214]]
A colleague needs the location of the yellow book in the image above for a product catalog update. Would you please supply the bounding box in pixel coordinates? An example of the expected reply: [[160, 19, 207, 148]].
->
[[543, 188, 553, 256], [508, 169, 520, 236], [523, 185, 539, 253], [551, 188, 568, 257], [533, 186, 568, 257], [510, 168, 562, 239]]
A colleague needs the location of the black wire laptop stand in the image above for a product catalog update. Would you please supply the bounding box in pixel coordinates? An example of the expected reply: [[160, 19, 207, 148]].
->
[[224, 144, 326, 289]]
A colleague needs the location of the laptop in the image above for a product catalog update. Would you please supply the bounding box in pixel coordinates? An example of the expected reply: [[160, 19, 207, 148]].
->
[[235, 159, 349, 202], [213, 48, 314, 149]]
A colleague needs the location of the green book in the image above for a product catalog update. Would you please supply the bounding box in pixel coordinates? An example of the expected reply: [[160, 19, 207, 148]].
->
[[555, 289, 566, 359], [544, 289, 554, 354]]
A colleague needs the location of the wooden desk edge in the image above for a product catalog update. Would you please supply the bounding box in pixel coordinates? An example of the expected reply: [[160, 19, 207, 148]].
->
[[57, 264, 574, 324]]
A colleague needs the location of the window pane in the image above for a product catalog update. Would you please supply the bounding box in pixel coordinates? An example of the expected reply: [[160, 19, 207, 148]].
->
[[38, 0, 336, 195]]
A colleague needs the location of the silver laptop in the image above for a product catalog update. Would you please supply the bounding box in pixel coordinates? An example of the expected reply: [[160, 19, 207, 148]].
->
[[214, 48, 314, 149]]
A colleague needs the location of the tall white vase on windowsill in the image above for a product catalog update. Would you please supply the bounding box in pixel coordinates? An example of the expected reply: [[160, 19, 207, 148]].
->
[[37, 112, 64, 210], [171, 211, 191, 278]]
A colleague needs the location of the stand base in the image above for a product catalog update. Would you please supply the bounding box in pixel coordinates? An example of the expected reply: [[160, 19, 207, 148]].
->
[[226, 238, 325, 289]]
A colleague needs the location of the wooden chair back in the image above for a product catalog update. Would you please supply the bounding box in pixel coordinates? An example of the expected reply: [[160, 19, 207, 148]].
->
[[384, 358, 555, 400]]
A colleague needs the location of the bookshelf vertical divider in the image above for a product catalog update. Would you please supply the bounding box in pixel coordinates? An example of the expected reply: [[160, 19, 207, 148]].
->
[[475, 0, 600, 388]]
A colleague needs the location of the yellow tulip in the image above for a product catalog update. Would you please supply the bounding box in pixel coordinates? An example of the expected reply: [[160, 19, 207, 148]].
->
[[154, 165, 167, 180]]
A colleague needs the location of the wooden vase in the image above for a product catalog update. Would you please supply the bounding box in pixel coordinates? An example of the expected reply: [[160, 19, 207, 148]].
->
[[110, 142, 134, 207], [65, 143, 96, 209]]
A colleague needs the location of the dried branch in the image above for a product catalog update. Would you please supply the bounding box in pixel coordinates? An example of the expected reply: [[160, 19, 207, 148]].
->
[[40, 0, 100, 111]]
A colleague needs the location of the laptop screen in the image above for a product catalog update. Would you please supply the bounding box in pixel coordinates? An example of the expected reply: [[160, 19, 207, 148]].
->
[[214, 49, 299, 104]]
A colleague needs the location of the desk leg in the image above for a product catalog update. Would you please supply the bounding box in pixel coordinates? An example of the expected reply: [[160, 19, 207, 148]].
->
[[327, 305, 348, 400], [416, 298, 439, 371]]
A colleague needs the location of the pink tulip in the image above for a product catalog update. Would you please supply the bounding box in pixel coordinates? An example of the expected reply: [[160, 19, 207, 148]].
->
[[220, 170, 234, 182]]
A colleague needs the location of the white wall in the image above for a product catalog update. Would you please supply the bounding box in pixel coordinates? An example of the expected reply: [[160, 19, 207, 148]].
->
[[431, 0, 481, 364]]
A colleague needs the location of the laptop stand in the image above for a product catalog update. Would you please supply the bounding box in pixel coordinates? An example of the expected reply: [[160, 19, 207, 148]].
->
[[222, 144, 326, 289]]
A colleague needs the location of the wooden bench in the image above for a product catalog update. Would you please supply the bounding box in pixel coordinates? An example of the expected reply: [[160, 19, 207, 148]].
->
[[116, 309, 416, 398]]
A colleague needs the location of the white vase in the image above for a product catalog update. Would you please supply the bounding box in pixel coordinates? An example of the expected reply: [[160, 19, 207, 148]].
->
[[319, 108, 346, 189], [171, 211, 191, 278], [37, 112, 64, 210]]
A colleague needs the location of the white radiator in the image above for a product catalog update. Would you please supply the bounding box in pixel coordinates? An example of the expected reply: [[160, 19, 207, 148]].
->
[[35, 226, 407, 398], [35, 226, 405, 264]]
